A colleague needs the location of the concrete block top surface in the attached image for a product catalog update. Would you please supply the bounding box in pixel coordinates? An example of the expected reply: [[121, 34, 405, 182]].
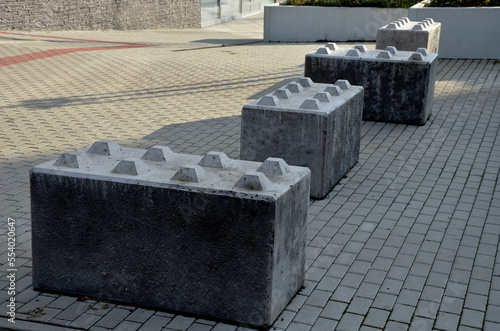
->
[[379, 17, 441, 31], [32, 140, 310, 200], [308, 44, 438, 63], [244, 77, 364, 116]]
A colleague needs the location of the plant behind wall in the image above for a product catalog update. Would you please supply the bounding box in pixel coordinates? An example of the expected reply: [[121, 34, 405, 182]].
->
[[423, 0, 499, 6], [280, 0, 421, 8]]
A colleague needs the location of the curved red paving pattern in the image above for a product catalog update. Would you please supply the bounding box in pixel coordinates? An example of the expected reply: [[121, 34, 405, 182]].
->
[[0, 31, 155, 67]]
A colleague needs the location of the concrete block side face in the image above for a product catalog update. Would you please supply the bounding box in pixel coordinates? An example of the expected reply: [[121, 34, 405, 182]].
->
[[30, 172, 280, 327], [305, 54, 436, 125], [375, 22, 441, 53], [324, 90, 363, 192], [270, 173, 309, 321], [241, 108, 327, 198]]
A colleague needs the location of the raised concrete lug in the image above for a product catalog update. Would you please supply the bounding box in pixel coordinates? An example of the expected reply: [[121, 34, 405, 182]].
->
[[346, 49, 361, 57], [377, 51, 392, 59], [324, 85, 343, 96], [53, 153, 79, 168], [198, 151, 230, 168], [111, 159, 145, 176], [416, 48, 429, 56], [285, 82, 304, 93], [141, 145, 174, 162], [334, 79, 352, 90], [412, 24, 425, 31], [297, 77, 315, 87], [409, 52, 424, 61], [325, 42, 339, 51], [385, 46, 398, 55], [257, 158, 290, 175], [354, 45, 368, 52], [299, 99, 321, 110], [258, 95, 279, 106], [233, 172, 272, 191], [313, 92, 333, 103], [387, 23, 399, 29], [171, 165, 207, 183], [87, 139, 120, 155], [273, 89, 293, 99], [316, 47, 331, 55]]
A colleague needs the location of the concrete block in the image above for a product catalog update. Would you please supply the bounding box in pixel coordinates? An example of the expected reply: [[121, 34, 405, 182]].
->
[[305, 46, 438, 125], [240, 77, 363, 199], [375, 17, 441, 53], [30, 141, 311, 328]]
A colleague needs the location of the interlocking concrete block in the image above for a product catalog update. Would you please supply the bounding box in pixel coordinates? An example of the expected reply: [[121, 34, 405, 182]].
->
[[376, 17, 441, 53], [305, 46, 438, 125], [30, 140, 311, 328], [240, 77, 363, 199]]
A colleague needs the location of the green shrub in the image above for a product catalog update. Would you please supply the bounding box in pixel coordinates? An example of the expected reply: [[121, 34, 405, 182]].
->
[[425, 0, 500, 6], [280, 0, 421, 8]]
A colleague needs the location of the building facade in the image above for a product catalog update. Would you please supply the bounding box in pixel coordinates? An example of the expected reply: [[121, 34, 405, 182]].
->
[[0, 0, 278, 31]]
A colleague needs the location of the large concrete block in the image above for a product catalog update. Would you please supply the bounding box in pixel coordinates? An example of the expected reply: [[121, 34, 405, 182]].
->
[[305, 45, 438, 125], [30, 140, 310, 328], [241, 77, 363, 199], [376, 17, 441, 53]]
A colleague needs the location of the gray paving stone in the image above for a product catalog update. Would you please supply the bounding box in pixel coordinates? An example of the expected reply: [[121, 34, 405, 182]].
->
[[435, 312, 460, 330], [330, 286, 357, 303], [460, 309, 485, 329], [138, 315, 173, 331], [185, 323, 213, 331], [485, 305, 500, 324], [94, 308, 132, 329], [385, 321, 409, 331], [311, 317, 337, 331], [335, 313, 364, 331], [372, 293, 398, 311], [293, 305, 322, 326], [285, 322, 311, 331], [320, 301, 348, 321], [363, 308, 390, 329], [210, 323, 237, 331], [464, 293, 488, 312], [390, 304, 415, 324], [346, 296, 372, 316], [305, 290, 332, 308], [69, 313, 102, 329], [409, 316, 434, 331]]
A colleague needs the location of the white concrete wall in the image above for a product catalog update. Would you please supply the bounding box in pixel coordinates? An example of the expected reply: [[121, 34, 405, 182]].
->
[[264, 6, 408, 42], [409, 3, 500, 59]]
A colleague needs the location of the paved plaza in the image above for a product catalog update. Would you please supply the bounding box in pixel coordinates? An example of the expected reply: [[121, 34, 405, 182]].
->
[[1, 13, 500, 331]]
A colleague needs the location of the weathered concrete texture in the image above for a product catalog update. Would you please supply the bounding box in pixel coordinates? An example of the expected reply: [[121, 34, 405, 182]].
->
[[0, 0, 201, 30], [241, 77, 363, 199], [30, 140, 310, 328], [305, 45, 438, 125], [376, 17, 441, 53]]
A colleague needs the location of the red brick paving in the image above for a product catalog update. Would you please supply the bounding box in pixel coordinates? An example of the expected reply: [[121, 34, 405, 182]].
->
[[0, 31, 154, 67]]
